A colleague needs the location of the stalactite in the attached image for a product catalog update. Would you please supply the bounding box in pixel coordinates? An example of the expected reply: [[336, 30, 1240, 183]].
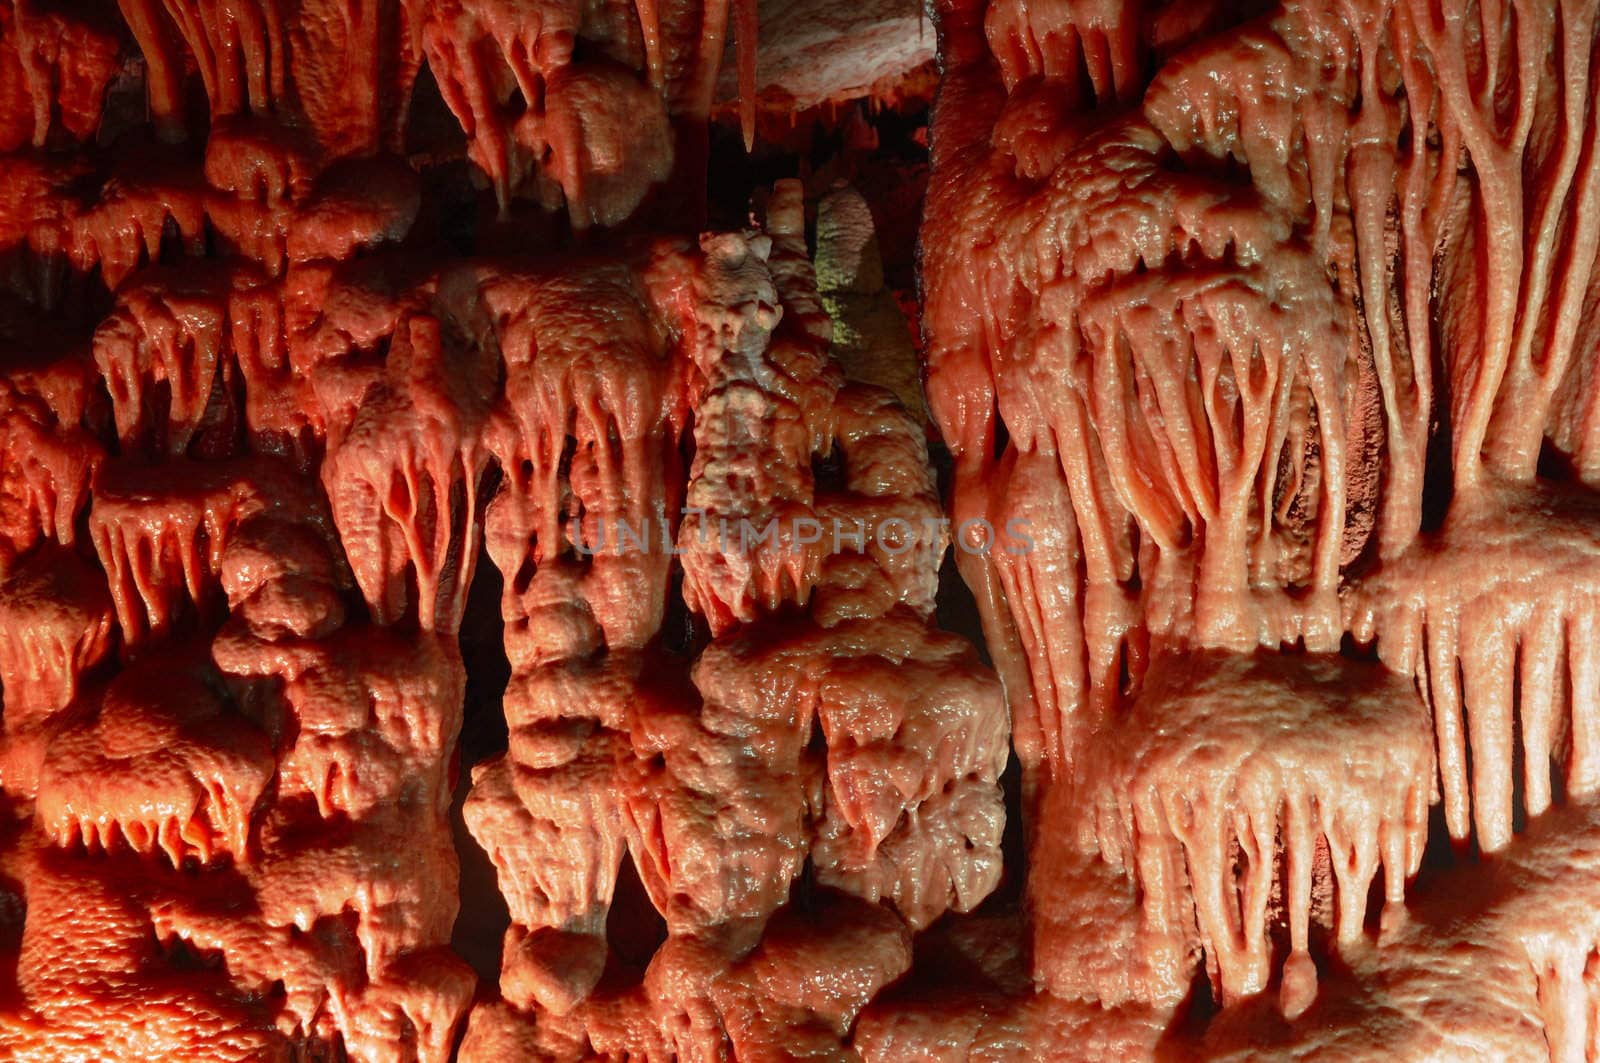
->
[[947, 111, 1369, 657], [474, 255, 684, 662], [920, 51, 1132, 788], [0, 376, 100, 568], [89, 456, 313, 647], [1481, 1, 1600, 480], [116, 0, 188, 139], [0, 0, 121, 149], [1143, 1, 1357, 255], [544, 63, 674, 228], [1392, 0, 1576, 492], [413, 0, 672, 223], [320, 314, 492, 634], [689, 0, 732, 123], [982, 0, 1142, 105], [981, 445, 1115, 784], [69, 182, 209, 292], [0, 545, 113, 728], [33, 653, 275, 868], [1085, 651, 1433, 1010], [634, 0, 663, 88], [1350, 483, 1600, 852], [732, 0, 757, 149], [156, 0, 290, 121], [1079, 253, 1353, 651], [1331, 0, 1448, 558], [227, 273, 325, 461], [93, 269, 231, 456], [287, 0, 424, 157], [1189, 798, 1600, 1060], [415, 2, 520, 212]]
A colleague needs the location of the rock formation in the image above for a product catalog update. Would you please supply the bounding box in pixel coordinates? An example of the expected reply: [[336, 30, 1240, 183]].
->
[[6, 0, 1600, 1058], [0, 1, 1000, 1060], [916, 0, 1600, 1056]]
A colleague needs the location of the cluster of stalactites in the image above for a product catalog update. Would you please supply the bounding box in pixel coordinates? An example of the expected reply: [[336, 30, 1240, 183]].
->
[[412, 0, 667, 224], [922, 114, 1372, 778], [912, 0, 1600, 1053], [33, 652, 275, 868], [0, 362, 102, 573], [1347, 483, 1600, 853], [410, 0, 762, 220], [0, 364, 476, 1057], [0, 547, 114, 727], [321, 312, 495, 634], [474, 253, 688, 665], [1138, 0, 1600, 535], [113, 0, 422, 154], [0, 0, 122, 151], [1081, 651, 1433, 1015], [63, 247, 512, 642], [1220, 0, 1600, 861], [94, 268, 238, 457], [1000, 108, 1370, 660], [927, 0, 1600, 778], [0, 0, 783, 342], [88, 455, 326, 647]]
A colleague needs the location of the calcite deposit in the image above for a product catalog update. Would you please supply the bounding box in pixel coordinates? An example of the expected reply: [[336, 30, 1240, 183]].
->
[[916, 0, 1600, 1057], [5, 0, 1600, 1058], [0, 0, 1004, 1058]]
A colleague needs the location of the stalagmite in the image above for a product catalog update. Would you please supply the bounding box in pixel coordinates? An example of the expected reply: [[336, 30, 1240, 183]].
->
[[446, 182, 1008, 1056], [814, 186, 927, 426]]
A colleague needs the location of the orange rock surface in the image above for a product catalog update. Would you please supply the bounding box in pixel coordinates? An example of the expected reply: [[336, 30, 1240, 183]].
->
[[6, 0, 1600, 1058]]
